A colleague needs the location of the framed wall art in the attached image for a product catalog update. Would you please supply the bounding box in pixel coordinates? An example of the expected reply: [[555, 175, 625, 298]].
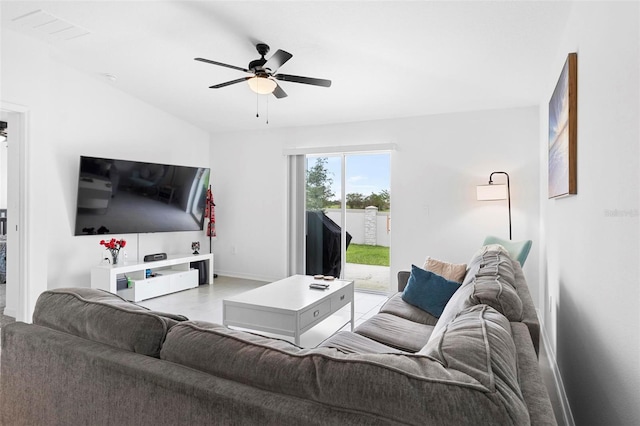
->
[[548, 52, 577, 198]]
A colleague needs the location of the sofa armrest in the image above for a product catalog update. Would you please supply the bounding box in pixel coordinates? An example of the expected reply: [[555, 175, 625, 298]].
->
[[511, 322, 558, 425], [397, 271, 410, 292]]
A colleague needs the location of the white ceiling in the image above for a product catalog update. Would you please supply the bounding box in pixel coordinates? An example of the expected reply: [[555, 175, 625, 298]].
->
[[1, 1, 573, 134]]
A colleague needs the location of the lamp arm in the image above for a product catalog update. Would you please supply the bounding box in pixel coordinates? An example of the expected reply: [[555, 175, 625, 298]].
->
[[488, 171, 512, 240]]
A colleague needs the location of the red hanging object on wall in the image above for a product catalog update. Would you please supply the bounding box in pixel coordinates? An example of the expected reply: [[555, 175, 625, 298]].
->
[[205, 185, 217, 279], [206, 186, 216, 238]]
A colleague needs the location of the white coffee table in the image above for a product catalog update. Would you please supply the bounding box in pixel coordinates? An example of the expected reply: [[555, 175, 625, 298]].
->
[[223, 275, 354, 345]]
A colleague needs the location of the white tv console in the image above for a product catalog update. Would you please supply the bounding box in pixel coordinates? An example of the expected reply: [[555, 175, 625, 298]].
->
[[91, 253, 214, 302]]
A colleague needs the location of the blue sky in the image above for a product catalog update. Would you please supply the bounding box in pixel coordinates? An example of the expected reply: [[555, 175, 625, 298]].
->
[[307, 153, 390, 199]]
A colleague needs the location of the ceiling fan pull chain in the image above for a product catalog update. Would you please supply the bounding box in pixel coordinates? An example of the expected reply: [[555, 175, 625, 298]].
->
[[256, 89, 259, 118], [266, 95, 269, 124]]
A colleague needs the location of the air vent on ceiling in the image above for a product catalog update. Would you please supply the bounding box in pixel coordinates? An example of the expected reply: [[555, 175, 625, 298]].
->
[[12, 9, 90, 41]]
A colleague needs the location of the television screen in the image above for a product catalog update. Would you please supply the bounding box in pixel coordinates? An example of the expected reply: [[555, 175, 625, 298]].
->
[[74, 156, 210, 236]]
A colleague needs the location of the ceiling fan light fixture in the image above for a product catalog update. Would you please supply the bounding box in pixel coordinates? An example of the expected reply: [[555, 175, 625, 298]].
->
[[247, 76, 277, 95]]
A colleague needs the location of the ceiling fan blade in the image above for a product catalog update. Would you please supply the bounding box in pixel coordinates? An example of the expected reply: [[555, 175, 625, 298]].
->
[[274, 74, 331, 87], [264, 49, 293, 73], [209, 76, 251, 89], [272, 82, 288, 99], [195, 57, 250, 73]]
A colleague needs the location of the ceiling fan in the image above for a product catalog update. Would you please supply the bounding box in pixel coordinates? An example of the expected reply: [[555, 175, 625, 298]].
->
[[195, 43, 331, 99]]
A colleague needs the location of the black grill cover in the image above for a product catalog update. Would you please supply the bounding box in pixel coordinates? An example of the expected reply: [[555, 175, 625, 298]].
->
[[306, 210, 352, 277]]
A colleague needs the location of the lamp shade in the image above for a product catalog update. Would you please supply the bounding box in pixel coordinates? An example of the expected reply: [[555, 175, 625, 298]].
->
[[247, 76, 277, 94], [476, 184, 507, 201]]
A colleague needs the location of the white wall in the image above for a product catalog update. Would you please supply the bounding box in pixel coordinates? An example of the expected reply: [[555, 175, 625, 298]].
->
[[1, 29, 210, 319], [208, 128, 289, 282], [539, 2, 639, 425], [211, 106, 540, 298]]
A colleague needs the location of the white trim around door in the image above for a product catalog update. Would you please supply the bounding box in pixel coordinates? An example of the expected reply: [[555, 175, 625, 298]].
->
[[1, 101, 31, 323]]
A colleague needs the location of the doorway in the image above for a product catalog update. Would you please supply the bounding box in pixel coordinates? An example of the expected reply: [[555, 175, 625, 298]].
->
[[304, 152, 391, 293], [0, 116, 8, 326], [1, 102, 28, 323]]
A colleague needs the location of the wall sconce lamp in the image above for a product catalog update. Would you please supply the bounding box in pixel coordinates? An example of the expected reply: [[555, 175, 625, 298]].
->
[[476, 171, 511, 240]]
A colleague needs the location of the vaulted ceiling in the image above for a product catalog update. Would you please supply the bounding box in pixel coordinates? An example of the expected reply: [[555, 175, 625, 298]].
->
[[1, 1, 573, 133]]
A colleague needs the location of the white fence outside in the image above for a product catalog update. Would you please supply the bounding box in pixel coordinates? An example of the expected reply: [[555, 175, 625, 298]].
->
[[324, 207, 390, 247]]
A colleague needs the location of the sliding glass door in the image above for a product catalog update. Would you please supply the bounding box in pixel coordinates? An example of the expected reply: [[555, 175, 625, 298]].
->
[[304, 152, 390, 293], [305, 155, 342, 278]]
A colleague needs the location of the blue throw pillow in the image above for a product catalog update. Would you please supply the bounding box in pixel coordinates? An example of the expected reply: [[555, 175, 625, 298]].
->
[[401, 265, 461, 318]]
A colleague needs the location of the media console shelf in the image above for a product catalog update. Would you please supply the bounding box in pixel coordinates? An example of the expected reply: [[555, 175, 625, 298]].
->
[[91, 253, 214, 302]]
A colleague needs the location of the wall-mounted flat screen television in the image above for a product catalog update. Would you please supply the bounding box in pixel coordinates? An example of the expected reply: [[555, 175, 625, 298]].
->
[[74, 156, 210, 236]]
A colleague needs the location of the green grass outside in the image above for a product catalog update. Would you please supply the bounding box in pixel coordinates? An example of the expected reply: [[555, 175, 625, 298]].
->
[[346, 244, 390, 266]]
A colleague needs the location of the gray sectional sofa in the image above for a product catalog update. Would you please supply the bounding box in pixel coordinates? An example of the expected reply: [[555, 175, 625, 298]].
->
[[0, 244, 556, 425]]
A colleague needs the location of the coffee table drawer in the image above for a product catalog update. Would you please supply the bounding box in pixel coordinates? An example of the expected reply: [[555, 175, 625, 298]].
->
[[300, 299, 331, 329], [331, 286, 352, 311]]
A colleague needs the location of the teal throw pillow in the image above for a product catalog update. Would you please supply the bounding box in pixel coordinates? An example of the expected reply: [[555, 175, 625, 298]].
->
[[401, 265, 461, 318]]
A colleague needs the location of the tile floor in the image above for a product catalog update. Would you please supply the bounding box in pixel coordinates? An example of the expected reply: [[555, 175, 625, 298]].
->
[[138, 275, 388, 347]]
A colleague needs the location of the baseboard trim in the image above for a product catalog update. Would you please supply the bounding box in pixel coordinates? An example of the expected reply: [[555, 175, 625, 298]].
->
[[539, 313, 575, 426]]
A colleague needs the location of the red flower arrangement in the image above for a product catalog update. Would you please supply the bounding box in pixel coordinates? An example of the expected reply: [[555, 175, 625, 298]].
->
[[100, 238, 127, 265]]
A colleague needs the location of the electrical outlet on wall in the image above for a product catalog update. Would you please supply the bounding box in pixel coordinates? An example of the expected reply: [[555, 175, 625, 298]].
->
[[231, 246, 237, 255]]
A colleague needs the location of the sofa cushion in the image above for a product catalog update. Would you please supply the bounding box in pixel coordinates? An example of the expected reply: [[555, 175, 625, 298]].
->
[[420, 305, 526, 421], [474, 256, 517, 288], [318, 331, 407, 354], [354, 312, 434, 352], [379, 292, 439, 325], [431, 273, 523, 342], [32, 288, 187, 358], [463, 244, 516, 288], [401, 264, 461, 318], [423, 256, 467, 283], [161, 320, 530, 425], [431, 243, 523, 336], [467, 275, 523, 320]]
